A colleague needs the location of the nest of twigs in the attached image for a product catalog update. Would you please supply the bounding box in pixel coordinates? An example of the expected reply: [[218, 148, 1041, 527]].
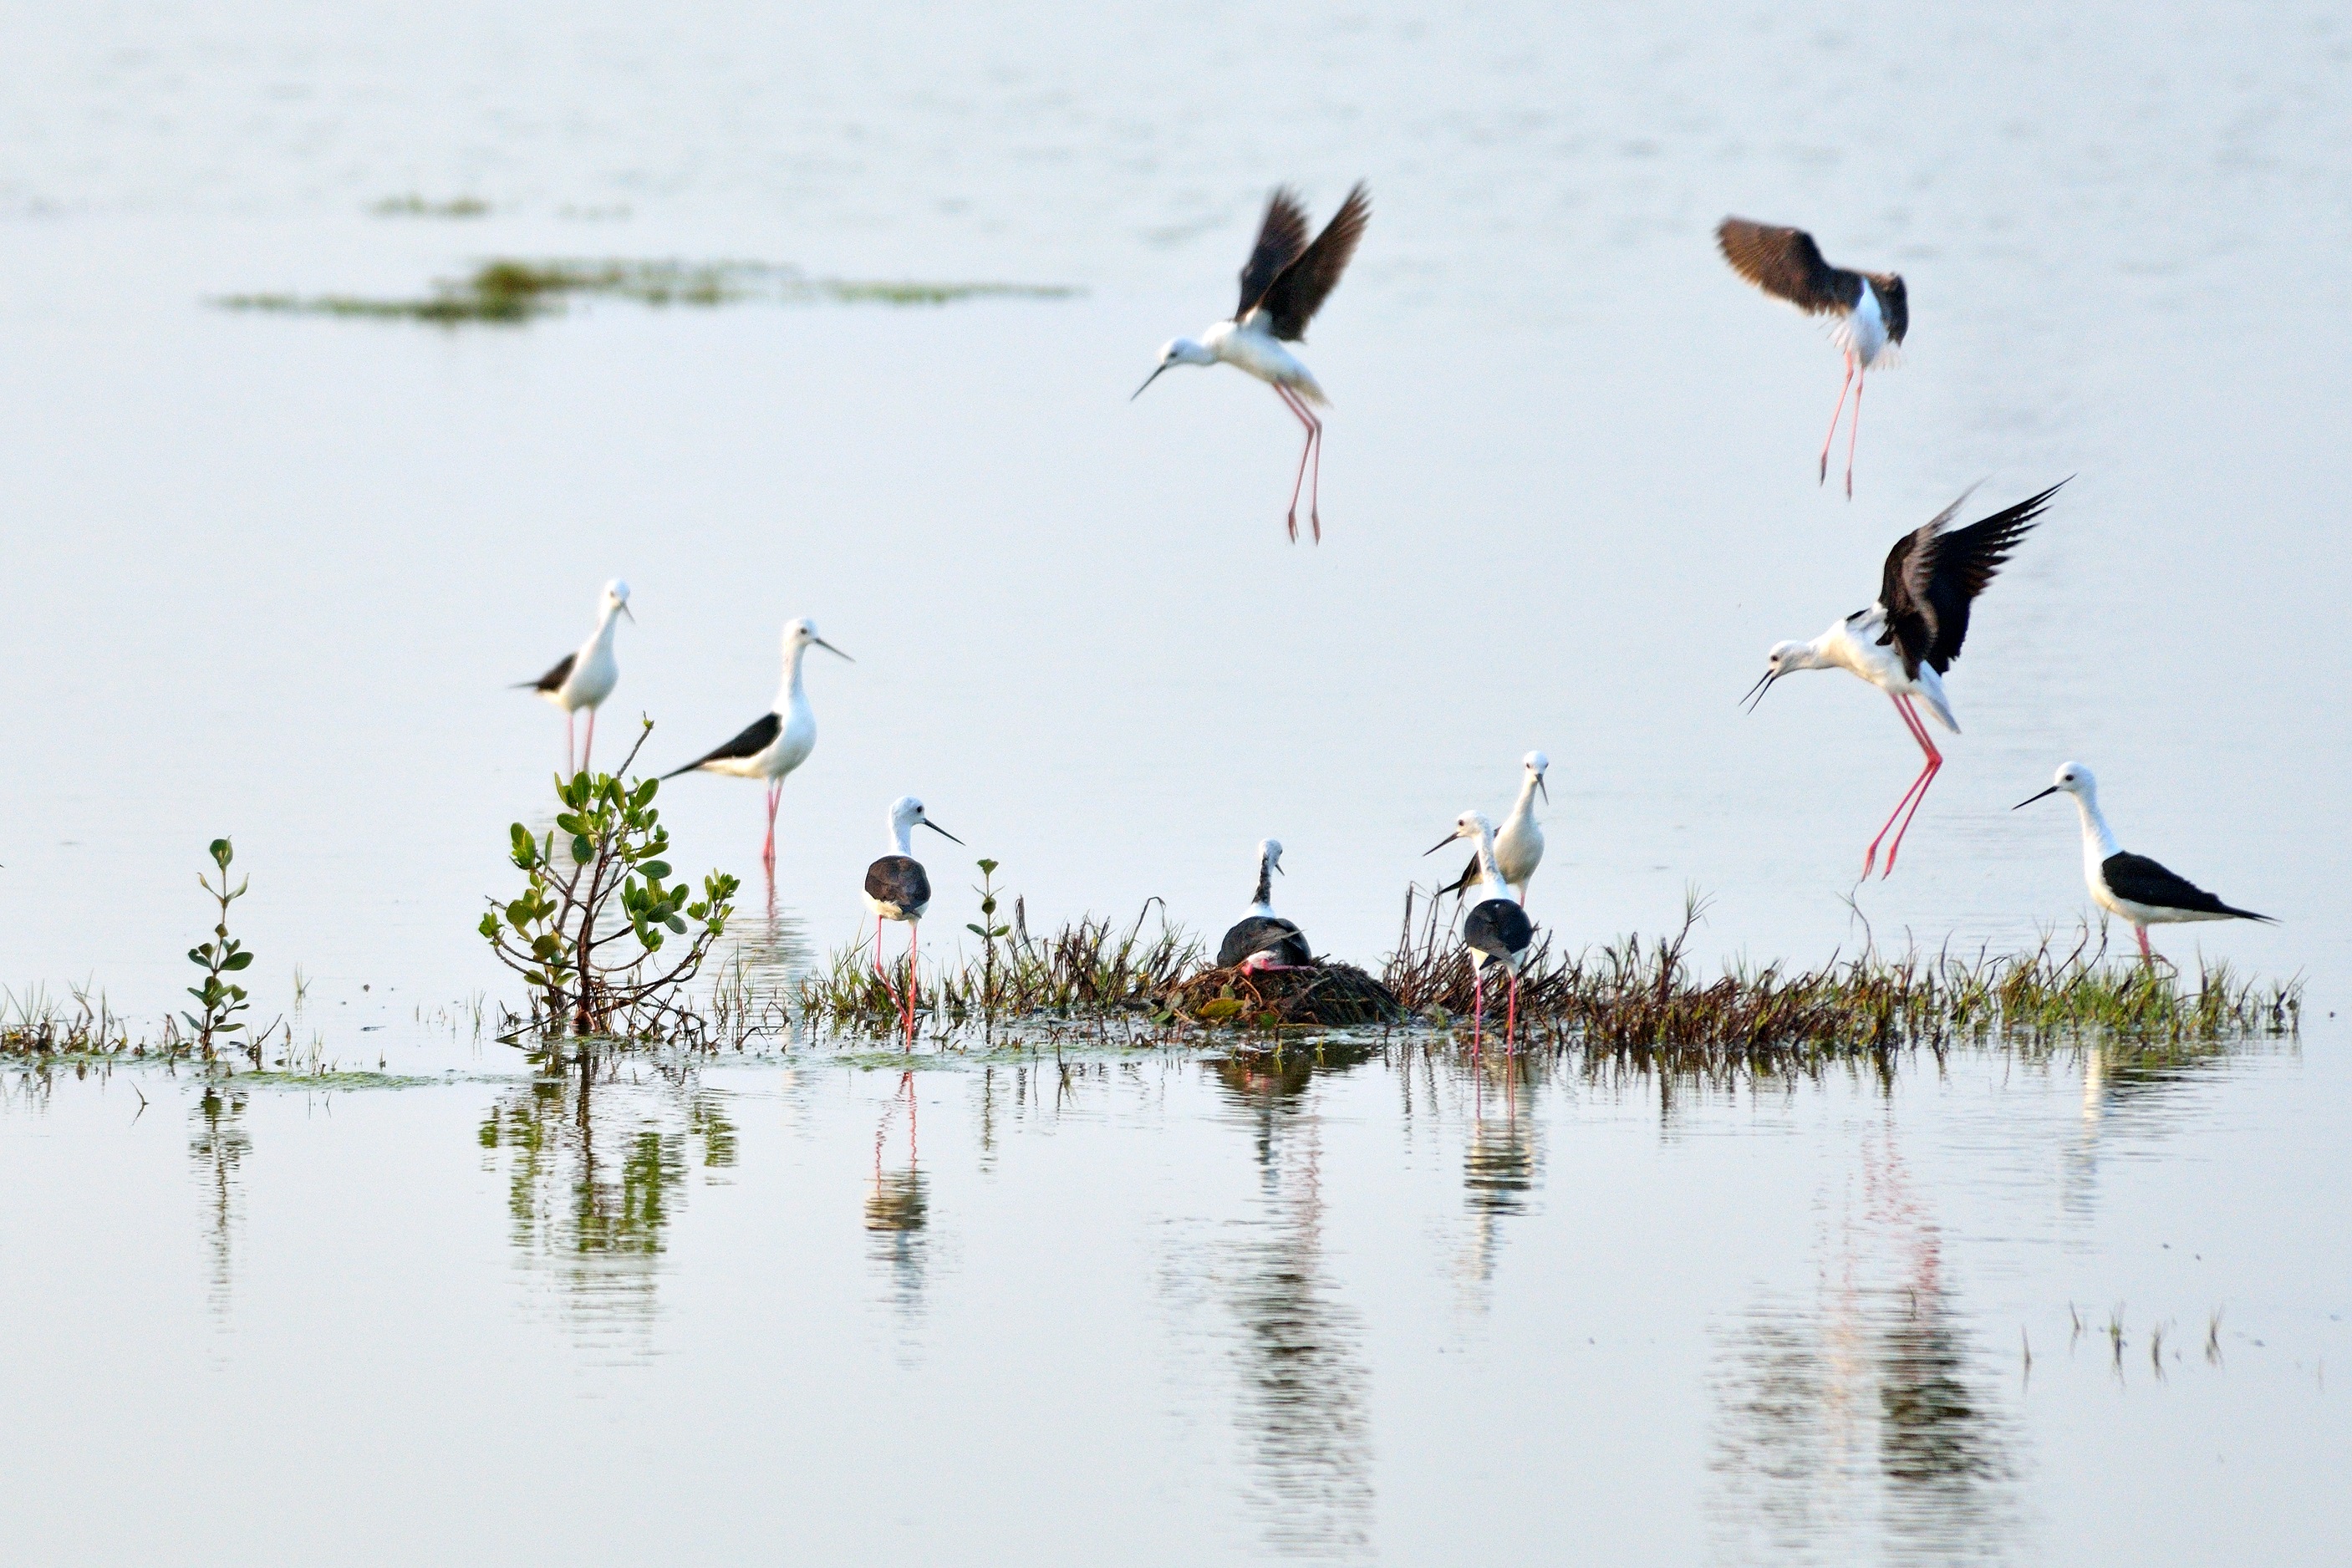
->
[[1160, 960, 1405, 1028]]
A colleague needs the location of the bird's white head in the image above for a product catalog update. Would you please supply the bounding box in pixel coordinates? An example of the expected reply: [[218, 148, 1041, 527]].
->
[[1424, 811, 1497, 857], [784, 618, 853, 662], [1259, 838, 1285, 873], [1523, 751, 1550, 803], [1744, 640, 1825, 711], [2013, 761, 2097, 812], [888, 794, 965, 848], [1131, 338, 1214, 400], [602, 578, 634, 622]]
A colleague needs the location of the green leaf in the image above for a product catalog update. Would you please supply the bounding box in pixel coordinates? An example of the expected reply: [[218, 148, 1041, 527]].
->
[[222, 951, 254, 971], [571, 834, 593, 863], [640, 860, 670, 880], [967, 924, 987, 938], [665, 915, 686, 934], [977, 858, 998, 874], [210, 838, 233, 868]]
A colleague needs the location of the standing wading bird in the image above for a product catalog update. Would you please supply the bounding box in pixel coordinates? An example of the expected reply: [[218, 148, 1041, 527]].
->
[[1133, 182, 1371, 542], [1217, 839, 1313, 972], [1745, 480, 2066, 878], [863, 796, 963, 1041], [1425, 812, 1535, 1051], [1441, 751, 1549, 905], [662, 619, 852, 867], [1716, 217, 1909, 498], [2014, 763, 2273, 966], [516, 578, 631, 773]]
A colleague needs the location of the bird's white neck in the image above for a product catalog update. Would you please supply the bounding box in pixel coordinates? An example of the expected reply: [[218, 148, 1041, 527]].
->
[[776, 643, 810, 710], [590, 606, 624, 648], [1249, 852, 1276, 918], [1470, 827, 1507, 899], [1504, 771, 1541, 828], [2072, 790, 2121, 861], [890, 817, 915, 856]]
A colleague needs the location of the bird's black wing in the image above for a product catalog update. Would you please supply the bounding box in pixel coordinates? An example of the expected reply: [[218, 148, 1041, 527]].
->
[[661, 711, 780, 778], [1218, 915, 1307, 969], [1880, 480, 2064, 674], [1715, 218, 1861, 315], [1236, 188, 1311, 320], [1867, 271, 1909, 344], [1464, 898, 1533, 962], [865, 855, 932, 912], [516, 652, 574, 693], [2102, 853, 2273, 923], [1255, 183, 1370, 342]]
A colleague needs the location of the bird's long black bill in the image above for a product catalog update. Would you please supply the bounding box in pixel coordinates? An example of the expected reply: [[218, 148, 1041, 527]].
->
[[814, 638, 854, 662], [2012, 786, 2061, 811], [1741, 671, 1778, 712], [922, 820, 965, 846], [1535, 775, 1550, 805], [1130, 364, 1168, 401], [1422, 832, 1462, 857]]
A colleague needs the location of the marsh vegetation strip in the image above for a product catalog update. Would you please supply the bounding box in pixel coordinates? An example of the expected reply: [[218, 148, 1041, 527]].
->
[[214, 260, 1084, 323]]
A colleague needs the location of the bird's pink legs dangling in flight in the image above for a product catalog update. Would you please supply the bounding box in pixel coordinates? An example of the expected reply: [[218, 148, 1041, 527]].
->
[[1844, 371, 1865, 499], [1861, 695, 1942, 879], [1273, 384, 1323, 543], [1819, 352, 1856, 491]]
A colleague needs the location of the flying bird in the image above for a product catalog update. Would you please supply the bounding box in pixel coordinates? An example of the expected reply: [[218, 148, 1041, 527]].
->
[[863, 795, 963, 1042], [1717, 217, 1908, 498], [517, 578, 631, 773], [663, 619, 852, 867], [1746, 481, 2065, 878], [2014, 762, 2273, 965], [1216, 839, 1313, 972], [1133, 182, 1371, 542]]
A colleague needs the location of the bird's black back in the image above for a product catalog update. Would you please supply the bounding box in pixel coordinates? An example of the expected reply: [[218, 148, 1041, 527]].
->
[[1877, 481, 2065, 676], [1464, 898, 1533, 964], [662, 711, 781, 778], [1715, 218, 1863, 316], [2102, 853, 2272, 923], [1218, 915, 1311, 970], [866, 854, 933, 914], [1248, 184, 1371, 343], [520, 651, 575, 693]]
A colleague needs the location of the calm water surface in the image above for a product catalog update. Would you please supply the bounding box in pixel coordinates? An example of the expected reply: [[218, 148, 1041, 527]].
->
[[3, 2, 2348, 1561]]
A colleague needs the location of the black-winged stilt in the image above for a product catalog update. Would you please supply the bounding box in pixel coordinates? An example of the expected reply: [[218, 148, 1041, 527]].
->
[[1426, 812, 1535, 1051], [1216, 838, 1313, 971], [1133, 182, 1371, 542], [516, 578, 630, 772], [662, 619, 851, 867], [2014, 763, 2273, 965], [1441, 751, 1548, 904], [1745, 480, 2065, 878], [863, 796, 963, 1041], [1716, 217, 1909, 498]]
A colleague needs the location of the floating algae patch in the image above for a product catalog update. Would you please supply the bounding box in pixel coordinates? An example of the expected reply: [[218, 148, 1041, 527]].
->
[[369, 194, 491, 218], [215, 259, 1082, 325], [225, 1069, 444, 1090]]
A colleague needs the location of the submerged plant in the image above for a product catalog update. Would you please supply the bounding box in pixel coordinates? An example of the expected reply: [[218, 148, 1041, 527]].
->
[[480, 721, 739, 1038], [185, 838, 256, 1062]]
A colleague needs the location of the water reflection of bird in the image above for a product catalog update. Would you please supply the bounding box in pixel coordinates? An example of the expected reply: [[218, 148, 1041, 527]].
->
[[662, 619, 852, 868], [863, 796, 963, 1041], [1746, 481, 2064, 878], [1218, 839, 1312, 971], [1440, 751, 1548, 905], [2015, 762, 2273, 965], [865, 1072, 930, 1327], [1133, 183, 1371, 542], [1426, 812, 1535, 1049], [515, 578, 631, 773], [1715, 218, 1909, 498]]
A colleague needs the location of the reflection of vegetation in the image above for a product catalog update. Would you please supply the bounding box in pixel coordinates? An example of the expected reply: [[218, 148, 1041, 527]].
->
[[477, 1051, 736, 1333], [216, 259, 1082, 325], [189, 1087, 250, 1318]]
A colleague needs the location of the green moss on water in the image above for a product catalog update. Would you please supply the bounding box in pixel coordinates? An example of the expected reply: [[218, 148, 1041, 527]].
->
[[213, 259, 1082, 326], [227, 1070, 442, 1090], [369, 195, 492, 218]]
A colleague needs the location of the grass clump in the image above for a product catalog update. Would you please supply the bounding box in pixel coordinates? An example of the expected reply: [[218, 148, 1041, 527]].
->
[[216, 259, 1082, 325]]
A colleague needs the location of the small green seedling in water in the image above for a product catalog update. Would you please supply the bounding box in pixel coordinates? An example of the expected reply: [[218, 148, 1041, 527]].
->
[[480, 719, 739, 1037], [185, 838, 255, 1061], [967, 858, 1012, 1018]]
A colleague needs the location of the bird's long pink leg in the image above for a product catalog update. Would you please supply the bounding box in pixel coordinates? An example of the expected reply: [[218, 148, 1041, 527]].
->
[[762, 783, 781, 865], [907, 922, 919, 1044], [1505, 972, 1519, 1052], [565, 710, 577, 776], [1878, 697, 1944, 878], [1285, 385, 1326, 542], [2134, 925, 2154, 967], [874, 914, 886, 980], [1274, 385, 1320, 543], [1819, 354, 1855, 486], [1861, 695, 1937, 878], [1845, 370, 1865, 500], [583, 709, 597, 773], [1471, 968, 1485, 1058]]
